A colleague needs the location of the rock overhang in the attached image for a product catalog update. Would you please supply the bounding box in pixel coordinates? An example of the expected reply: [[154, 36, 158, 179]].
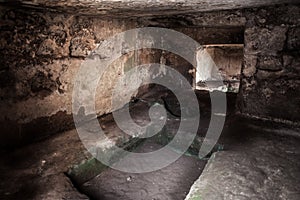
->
[[0, 0, 299, 17]]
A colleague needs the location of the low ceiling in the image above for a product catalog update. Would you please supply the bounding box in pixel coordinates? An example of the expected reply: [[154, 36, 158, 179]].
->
[[0, 0, 299, 17]]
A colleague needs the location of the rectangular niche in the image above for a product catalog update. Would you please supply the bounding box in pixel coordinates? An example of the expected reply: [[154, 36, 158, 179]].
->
[[195, 44, 244, 93]]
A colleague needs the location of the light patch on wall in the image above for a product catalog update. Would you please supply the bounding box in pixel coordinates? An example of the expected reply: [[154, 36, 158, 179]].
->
[[195, 44, 243, 93]]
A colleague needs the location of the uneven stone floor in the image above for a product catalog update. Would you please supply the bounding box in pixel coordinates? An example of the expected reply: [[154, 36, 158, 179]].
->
[[185, 123, 300, 200], [70, 89, 231, 199], [80, 139, 207, 200], [0, 128, 89, 200], [0, 90, 299, 200]]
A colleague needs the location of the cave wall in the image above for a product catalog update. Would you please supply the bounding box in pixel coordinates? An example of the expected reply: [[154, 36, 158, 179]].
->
[[0, 8, 163, 146], [0, 7, 248, 147], [1, 4, 299, 146], [238, 5, 300, 123], [154, 12, 245, 89], [204, 45, 243, 82]]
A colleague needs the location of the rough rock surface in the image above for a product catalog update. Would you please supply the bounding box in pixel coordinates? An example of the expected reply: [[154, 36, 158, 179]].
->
[[0, 5, 245, 146], [0, 129, 89, 200], [1, 3, 300, 146], [0, 89, 235, 200], [1, 0, 299, 17], [185, 125, 300, 200], [0, 8, 143, 146], [80, 139, 207, 200], [238, 5, 300, 123], [1, 88, 299, 200]]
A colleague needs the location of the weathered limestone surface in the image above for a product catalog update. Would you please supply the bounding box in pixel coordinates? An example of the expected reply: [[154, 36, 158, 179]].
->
[[0, 129, 90, 199], [1, 0, 299, 17], [1, 3, 300, 146], [204, 45, 243, 81], [0, 5, 247, 146], [175, 27, 244, 44], [0, 8, 143, 146], [238, 5, 300, 123], [138, 10, 246, 28], [185, 127, 300, 200]]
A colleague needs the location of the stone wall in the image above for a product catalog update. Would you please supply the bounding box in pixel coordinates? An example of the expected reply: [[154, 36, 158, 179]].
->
[[238, 5, 300, 123], [0, 6, 249, 147], [1, 4, 299, 146], [204, 45, 243, 82], [0, 8, 159, 146]]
